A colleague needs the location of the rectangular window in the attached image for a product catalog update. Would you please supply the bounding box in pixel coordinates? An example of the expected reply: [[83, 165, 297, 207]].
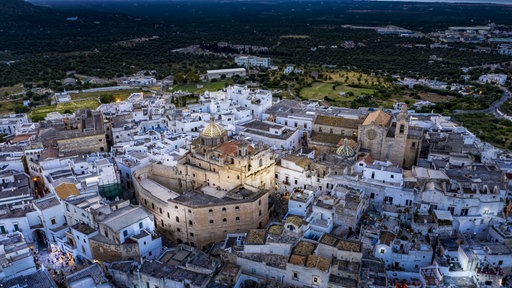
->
[[139, 222, 143, 229], [14, 223, 19, 231], [0, 225, 5, 234], [50, 218, 56, 225], [123, 230, 128, 237]]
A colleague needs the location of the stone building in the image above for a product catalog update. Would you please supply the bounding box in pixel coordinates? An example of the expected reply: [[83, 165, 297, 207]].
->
[[88, 205, 161, 264], [38, 109, 107, 157], [133, 119, 274, 248], [358, 106, 422, 168], [309, 115, 363, 155]]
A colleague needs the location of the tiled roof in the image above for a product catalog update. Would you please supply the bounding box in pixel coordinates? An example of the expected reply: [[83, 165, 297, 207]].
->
[[292, 241, 316, 256], [314, 115, 362, 129], [306, 255, 331, 272], [2, 270, 58, 288], [268, 225, 284, 235], [245, 229, 266, 245], [34, 196, 61, 210], [282, 155, 311, 168], [201, 119, 227, 138], [285, 216, 304, 228], [215, 141, 254, 156], [362, 109, 391, 127], [289, 254, 307, 266], [379, 231, 396, 246], [54, 183, 80, 200], [320, 234, 362, 252]]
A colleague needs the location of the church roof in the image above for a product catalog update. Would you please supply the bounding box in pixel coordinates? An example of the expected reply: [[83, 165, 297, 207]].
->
[[200, 119, 226, 138], [362, 109, 391, 127], [314, 115, 363, 129], [336, 138, 357, 157]]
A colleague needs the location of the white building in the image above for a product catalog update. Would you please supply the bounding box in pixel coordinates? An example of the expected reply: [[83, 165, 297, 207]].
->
[[0, 232, 37, 281], [234, 56, 272, 68], [207, 68, 246, 80], [90, 205, 162, 263], [478, 74, 507, 85], [239, 120, 300, 150], [288, 189, 315, 217], [0, 114, 29, 136]]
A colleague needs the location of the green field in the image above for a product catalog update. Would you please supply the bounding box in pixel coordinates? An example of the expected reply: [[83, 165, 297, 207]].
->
[[30, 99, 100, 122], [172, 80, 234, 94], [70, 89, 144, 101], [300, 82, 376, 102]]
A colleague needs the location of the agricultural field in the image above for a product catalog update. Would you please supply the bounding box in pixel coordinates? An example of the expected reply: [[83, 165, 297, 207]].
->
[[0, 84, 24, 98], [172, 80, 234, 94], [30, 99, 100, 122], [300, 82, 375, 102], [69, 89, 144, 101]]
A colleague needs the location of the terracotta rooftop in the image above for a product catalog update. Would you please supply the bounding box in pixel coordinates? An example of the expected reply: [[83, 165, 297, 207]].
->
[[215, 141, 254, 156], [54, 183, 80, 200], [10, 134, 35, 144], [282, 155, 311, 169], [245, 229, 266, 245], [268, 225, 284, 235], [336, 239, 362, 252], [306, 255, 331, 272], [286, 216, 304, 228], [310, 131, 343, 145], [362, 109, 391, 127], [379, 231, 396, 246], [320, 234, 362, 252], [314, 115, 362, 129], [289, 254, 307, 266], [357, 154, 375, 165], [292, 241, 316, 256], [320, 234, 338, 246]]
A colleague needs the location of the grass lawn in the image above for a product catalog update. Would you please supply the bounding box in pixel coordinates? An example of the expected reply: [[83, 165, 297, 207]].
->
[[327, 71, 390, 88], [300, 82, 375, 102], [30, 99, 100, 122], [172, 80, 233, 94], [70, 89, 144, 101], [0, 84, 24, 97]]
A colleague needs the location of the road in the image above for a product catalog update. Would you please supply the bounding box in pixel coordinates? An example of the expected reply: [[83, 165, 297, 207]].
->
[[453, 86, 511, 118]]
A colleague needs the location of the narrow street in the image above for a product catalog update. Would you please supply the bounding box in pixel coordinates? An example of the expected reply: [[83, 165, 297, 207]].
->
[[35, 248, 89, 287]]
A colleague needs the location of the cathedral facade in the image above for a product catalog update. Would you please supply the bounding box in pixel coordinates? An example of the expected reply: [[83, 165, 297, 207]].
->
[[358, 106, 422, 169]]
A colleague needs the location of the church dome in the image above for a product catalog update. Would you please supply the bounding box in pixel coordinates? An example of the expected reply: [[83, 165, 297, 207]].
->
[[336, 138, 357, 158], [200, 119, 227, 138]]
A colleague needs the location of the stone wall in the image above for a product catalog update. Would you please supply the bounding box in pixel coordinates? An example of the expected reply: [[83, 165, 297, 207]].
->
[[90, 238, 140, 263], [57, 134, 107, 155]]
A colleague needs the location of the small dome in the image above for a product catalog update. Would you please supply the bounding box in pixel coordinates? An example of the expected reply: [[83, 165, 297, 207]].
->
[[201, 119, 227, 138], [336, 138, 357, 157]]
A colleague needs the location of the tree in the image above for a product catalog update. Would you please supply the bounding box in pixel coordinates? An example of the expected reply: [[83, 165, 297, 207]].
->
[[13, 104, 29, 113], [99, 94, 115, 104]]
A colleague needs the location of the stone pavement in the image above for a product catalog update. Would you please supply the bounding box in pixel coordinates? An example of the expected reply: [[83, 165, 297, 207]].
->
[[34, 247, 89, 287]]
